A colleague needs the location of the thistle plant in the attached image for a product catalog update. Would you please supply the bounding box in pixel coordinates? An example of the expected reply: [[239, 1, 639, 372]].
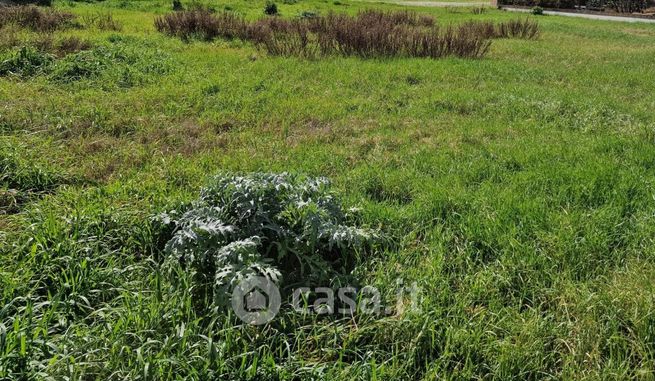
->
[[160, 173, 382, 308]]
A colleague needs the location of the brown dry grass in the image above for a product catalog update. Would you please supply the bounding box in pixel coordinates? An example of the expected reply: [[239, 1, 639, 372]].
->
[[155, 9, 515, 59], [0, 5, 77, 32]]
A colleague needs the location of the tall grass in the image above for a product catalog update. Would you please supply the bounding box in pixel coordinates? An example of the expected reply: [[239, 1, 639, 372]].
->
[[461, 18, 540, 39], [0, 5, 76, 32], [155, 9, 539, 59], [154, 9, 248, 41]]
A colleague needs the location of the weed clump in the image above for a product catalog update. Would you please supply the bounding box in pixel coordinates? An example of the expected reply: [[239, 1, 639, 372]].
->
[[81, 12, 122, 31], [156, 9, 513, 59], [159, 173, 382, 309], [154, 9, 248, 41], [305, 12, 489, 58], [52, 36, 93, 56], [0, 141, 72, 212], [0, 38, 173, 88], [496, 18, 540, 38], [461, 18, 539, 39], [0, 46, 53, 77], [0, 5, 76, 32], [50, 42, 173, 87], [24, 35, 93, 56]]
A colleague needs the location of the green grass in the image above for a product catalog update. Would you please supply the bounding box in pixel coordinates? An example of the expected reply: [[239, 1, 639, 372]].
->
[[1, 0, 655, 379]]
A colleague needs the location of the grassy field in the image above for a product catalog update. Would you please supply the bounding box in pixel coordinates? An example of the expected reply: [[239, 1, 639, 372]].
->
[[1, 0, 655, 379]]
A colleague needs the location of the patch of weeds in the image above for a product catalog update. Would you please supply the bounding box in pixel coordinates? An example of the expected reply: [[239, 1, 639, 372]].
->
[[159, 173, 384, 310], [0, 141, 73, 212], [154, 9, 248, 41], [406, 74, 421, 85], [203, 83, 220, 95], [0, 25, 21, 51], [299, 10, 319, 19], [52, 36, 92, 56], [50, 48, 107, 82], [1, 34, 92, 58], [0, 5, 77, 32], [80, 12, 123, 31], [155, 10, 541, 59], [461, 18, 540, 39], [0, 46, 53, 78], [362, 173, 414, 205], [433, 99, 481, 115], [0, 38, 169, 87], [50, 40, 174, 88]]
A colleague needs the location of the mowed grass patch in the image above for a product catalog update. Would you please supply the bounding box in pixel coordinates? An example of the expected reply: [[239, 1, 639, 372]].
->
[[1, 0, 655, 379]]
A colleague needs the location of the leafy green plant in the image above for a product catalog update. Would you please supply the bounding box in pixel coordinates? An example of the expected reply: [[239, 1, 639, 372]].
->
[[531, 6, 544, 14], [264, 1, 279, 15], [160, 173, 382, 308]]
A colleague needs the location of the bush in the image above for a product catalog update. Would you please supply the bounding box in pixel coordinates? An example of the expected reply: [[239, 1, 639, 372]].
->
[[160, 173, 382, 308], [532, 5, 544, 13], [0, 5, 76, 32], [264, 1, 279, 15]]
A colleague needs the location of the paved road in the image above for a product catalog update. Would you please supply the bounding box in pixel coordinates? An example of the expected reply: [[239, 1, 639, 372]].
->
[[503, 6, 655, 23]]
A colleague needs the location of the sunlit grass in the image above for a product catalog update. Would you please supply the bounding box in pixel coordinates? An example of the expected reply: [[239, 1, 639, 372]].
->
[[1, 0, 655, 379]]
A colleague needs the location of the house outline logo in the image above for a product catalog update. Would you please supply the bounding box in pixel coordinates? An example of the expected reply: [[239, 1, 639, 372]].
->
[[231, 276, 281, 325]]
